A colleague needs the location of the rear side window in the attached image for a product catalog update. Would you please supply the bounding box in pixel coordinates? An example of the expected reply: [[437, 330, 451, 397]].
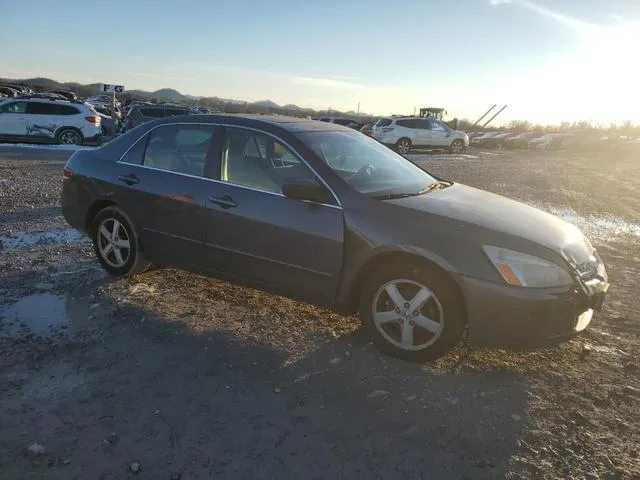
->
[[139, 108, 166, 118], [396, 119, 416, 128], [57, 105, 79, 115], [142, 124, 215, 177], [375, 119, 392, 127], [26, 103, 58, 115]]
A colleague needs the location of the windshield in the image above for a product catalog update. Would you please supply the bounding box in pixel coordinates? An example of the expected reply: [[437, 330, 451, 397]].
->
[[297, 130, 437, 197]]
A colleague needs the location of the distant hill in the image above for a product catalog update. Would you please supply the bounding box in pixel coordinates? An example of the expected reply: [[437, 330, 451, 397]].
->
[[0, 76, 373, 120]]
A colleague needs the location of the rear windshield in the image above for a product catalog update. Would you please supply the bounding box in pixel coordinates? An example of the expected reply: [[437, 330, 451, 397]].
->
[[375, 119, 392, 127]]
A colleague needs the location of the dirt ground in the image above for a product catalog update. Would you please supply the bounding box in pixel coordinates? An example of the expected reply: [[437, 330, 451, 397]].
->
[[0, 145, 638, 479]]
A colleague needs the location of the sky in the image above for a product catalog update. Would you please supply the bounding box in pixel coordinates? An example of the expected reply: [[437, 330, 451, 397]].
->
[[2, 0, 639, 125]]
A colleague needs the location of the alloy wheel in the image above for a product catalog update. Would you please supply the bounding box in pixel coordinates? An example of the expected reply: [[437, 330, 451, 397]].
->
[[59, 130, 81, 145], [97, 217, 131, 268], [450, 140, 464, 154], [372, 279, 444, 351], [397, 140, 411, 154]]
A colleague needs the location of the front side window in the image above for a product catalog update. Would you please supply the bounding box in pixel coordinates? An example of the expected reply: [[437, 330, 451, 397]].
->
[[298, 130, 437, 198], [142, 124, 215, 176], [427, 119, 447, 131], [1, 101, 27, 114], [221, 128, 316, 194]]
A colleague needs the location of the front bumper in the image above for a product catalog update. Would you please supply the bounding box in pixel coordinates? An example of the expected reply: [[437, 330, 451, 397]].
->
[[457, 274, 609, 348]]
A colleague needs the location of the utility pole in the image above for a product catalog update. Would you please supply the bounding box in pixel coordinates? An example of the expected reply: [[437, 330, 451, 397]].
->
[[111, 90, 117, 136], [357, 102, 360, 118]]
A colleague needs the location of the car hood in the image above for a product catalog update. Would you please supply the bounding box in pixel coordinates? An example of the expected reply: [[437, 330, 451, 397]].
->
[[388, 183, 593, 263]]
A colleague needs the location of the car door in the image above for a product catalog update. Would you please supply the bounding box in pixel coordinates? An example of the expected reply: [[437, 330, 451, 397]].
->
[[394, 119, 421, 146], [115, 123, 218, 269], [24, 102, 61, 141], [0, 101, 28, 139], [425, 118, 450, 147], [202, 126, 344, 305]]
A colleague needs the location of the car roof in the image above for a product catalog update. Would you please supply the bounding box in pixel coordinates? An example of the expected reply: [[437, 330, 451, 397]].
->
[[142, 114, 350, 133]]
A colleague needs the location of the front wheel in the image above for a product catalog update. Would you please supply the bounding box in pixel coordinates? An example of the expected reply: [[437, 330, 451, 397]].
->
[[396, 138, 412, 154], [360, 262, 466, 361], [449, 139, 465, 154], [91, 206, 151, 277]]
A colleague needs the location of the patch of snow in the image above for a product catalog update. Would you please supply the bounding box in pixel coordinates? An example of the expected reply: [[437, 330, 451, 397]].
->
[[0, 227, 87, 249], [529, 203, 640, 240]]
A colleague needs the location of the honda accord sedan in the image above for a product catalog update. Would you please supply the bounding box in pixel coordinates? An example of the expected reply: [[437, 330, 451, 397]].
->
[[61, 115, 609, 361]]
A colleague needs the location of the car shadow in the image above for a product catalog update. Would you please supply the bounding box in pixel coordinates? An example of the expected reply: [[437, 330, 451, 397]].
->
[[0, 266, 528, 480]]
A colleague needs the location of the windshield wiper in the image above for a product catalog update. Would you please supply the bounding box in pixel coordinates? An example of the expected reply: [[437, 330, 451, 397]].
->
[[416, 180, 449, 195], [371, 192, 417, 200], [372, 181, 450, 200]]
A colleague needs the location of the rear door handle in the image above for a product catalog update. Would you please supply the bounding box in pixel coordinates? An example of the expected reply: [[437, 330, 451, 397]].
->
[[118, 174, 139, 185], [209, 195, 237, 209]]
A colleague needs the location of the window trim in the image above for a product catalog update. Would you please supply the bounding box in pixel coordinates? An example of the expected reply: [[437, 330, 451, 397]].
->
[[118, 122, 343, 209]]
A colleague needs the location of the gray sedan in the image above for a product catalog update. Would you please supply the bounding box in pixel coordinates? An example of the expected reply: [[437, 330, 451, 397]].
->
[[61, 115, 609, 361]]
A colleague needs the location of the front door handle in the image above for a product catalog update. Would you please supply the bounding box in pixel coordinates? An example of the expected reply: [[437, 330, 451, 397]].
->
[[209, 195, 237, 209], [118, 174, 139, 185]]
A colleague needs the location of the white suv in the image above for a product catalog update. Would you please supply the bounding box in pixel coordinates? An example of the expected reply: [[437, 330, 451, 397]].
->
[[0, 98, 102, 145], [371, 116, 469, 154]]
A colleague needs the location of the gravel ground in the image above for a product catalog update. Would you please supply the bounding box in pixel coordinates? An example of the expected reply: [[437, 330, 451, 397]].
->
[[0, 145, 638, 479]]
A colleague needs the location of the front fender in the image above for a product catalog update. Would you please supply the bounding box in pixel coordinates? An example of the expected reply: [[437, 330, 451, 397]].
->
[[335, 243, 461, 313]]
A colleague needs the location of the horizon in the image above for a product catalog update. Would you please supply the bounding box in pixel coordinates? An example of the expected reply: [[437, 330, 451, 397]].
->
[[2, 0, 639, 125]]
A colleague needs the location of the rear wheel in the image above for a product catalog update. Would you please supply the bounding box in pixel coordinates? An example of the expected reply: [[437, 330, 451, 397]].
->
[[396, 138, 412, 154], [449, 139, 465, 154], [91, 206, 151, 277], [57, 128, 82, 145], [360, 261, 466, 361]]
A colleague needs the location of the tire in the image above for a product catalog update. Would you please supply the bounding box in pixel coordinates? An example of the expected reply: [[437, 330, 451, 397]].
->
[[359, 261, 466, 362], [57, 128, 82, 145], [395, 138, 412, 155], [449, 139, 465, 154], [90, 206, 151, 277]]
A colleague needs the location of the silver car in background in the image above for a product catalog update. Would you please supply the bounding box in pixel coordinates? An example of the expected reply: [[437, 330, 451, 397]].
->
[[371, 116, 469, 154]]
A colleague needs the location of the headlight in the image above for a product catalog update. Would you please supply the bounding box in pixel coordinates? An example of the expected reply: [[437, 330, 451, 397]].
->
[[483, 246, 573, 287]]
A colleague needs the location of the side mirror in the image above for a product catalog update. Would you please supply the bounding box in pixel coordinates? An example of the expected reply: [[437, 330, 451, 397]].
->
[[281, 177, 333, 205]]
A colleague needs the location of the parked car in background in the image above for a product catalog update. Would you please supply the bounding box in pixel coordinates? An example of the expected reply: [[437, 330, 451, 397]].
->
[[482, 132, 518, 149], [49, 90, 79, 101], [0, 98, 101, 145], [470, 131, 500, 146], [123, 105, 192, 131], [61, 114, 609, 361], [359, 121, 377, 136], [314, 116, 363, 130], [503, 132, 540, 149], [92, 104, 122, 120], [0, 87, 20, 97], [372, 116, 469, 154], [17, 92, 68, 101], [528, 133, 573, 150], [91, 106, 118, 137], [3, 84, 32, 94]]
